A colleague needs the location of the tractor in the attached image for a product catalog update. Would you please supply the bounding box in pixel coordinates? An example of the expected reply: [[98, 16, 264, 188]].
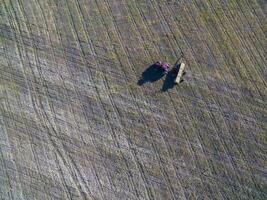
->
[[155, 61, 170, 74]]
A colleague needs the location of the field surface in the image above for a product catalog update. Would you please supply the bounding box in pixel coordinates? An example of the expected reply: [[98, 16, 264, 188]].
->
[[0, 0, 266, 199]]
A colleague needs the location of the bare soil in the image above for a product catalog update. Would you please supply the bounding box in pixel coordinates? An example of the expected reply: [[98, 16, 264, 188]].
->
[[0, 0, 266, 199]]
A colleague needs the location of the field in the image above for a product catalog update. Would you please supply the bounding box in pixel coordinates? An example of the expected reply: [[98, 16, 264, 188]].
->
[[0, 0, 266, 199]]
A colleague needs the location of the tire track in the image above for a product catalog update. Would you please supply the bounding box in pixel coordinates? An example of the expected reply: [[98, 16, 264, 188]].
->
[[84, 1, 159, 199], [104, 0, 218, 199], [94, 1, 183, 199], [12, 0, 82, 198], [36, 0, 113, 199], [53, 0, 143, 198], [206, 0, 266, 87], [2, 1, 54, 199], [169, 2, 249, 197], [178, 0, 265, 130], [31, 0, 90, 199], [236, 0, 266, 58], [122, 1, 200, 199], [7, 0, 95, 199], [2, 0, 265, 199], [62, 0, 140, 199], [44, 0, 110, 199], [137, 1, 223, 197], [118, 0, 240, 197], [198, 1, 266, 195], [149, 1, 246, 198], [195, 0, 266, 100], [170, 0, 264, 197], [243, 0, 266, 33], [0, 91, 16, 200], [88, 0, 182, 199]]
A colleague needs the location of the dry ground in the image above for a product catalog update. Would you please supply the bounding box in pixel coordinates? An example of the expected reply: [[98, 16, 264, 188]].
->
[[0, 0, 266, 199]]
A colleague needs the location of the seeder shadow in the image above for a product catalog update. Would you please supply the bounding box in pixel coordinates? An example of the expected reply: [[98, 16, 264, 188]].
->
[[161, 67, 178, 92], [138, 64, 166, 86]]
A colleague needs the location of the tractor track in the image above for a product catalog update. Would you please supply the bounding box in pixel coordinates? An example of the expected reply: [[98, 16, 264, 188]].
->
[[0, 0, 266, 199]]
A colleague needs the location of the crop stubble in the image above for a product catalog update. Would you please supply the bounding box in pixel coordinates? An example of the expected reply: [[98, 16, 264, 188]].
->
[[0, 0, 266, 199]]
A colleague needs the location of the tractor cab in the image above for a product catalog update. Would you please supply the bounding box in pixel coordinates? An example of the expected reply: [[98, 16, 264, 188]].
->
[[155, 61, 169, 74]]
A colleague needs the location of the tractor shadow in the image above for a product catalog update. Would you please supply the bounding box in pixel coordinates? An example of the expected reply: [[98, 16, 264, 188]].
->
[[138, 64, 165, 86], [161, 66, 180, 92]]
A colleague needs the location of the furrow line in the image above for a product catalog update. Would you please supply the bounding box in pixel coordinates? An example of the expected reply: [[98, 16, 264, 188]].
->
[[207, 0, 266, 87], [58, 0, 146, 198], [44, 0, 115, 199], [100, 1, 186, 199], [94, 0, 184, 198], [66, 0, 140, 198], [178, 0, 266, 128], [180, 1, 251, 197], [11, 0, 94, 198], [198, 1, 266, 194], [90, 0, 158, 199], [188, 1, 262, 196], [49, 0, 114, 199], [153, 1, 247, 197], [3, 1, 54, 199], [200, 0, 265, 98], [148, 1, 227, 197], [125, 1, 200, 199]]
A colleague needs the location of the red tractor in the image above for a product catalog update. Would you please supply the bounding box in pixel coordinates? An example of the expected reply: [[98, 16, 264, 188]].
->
[[155, 61, 169, 74]]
